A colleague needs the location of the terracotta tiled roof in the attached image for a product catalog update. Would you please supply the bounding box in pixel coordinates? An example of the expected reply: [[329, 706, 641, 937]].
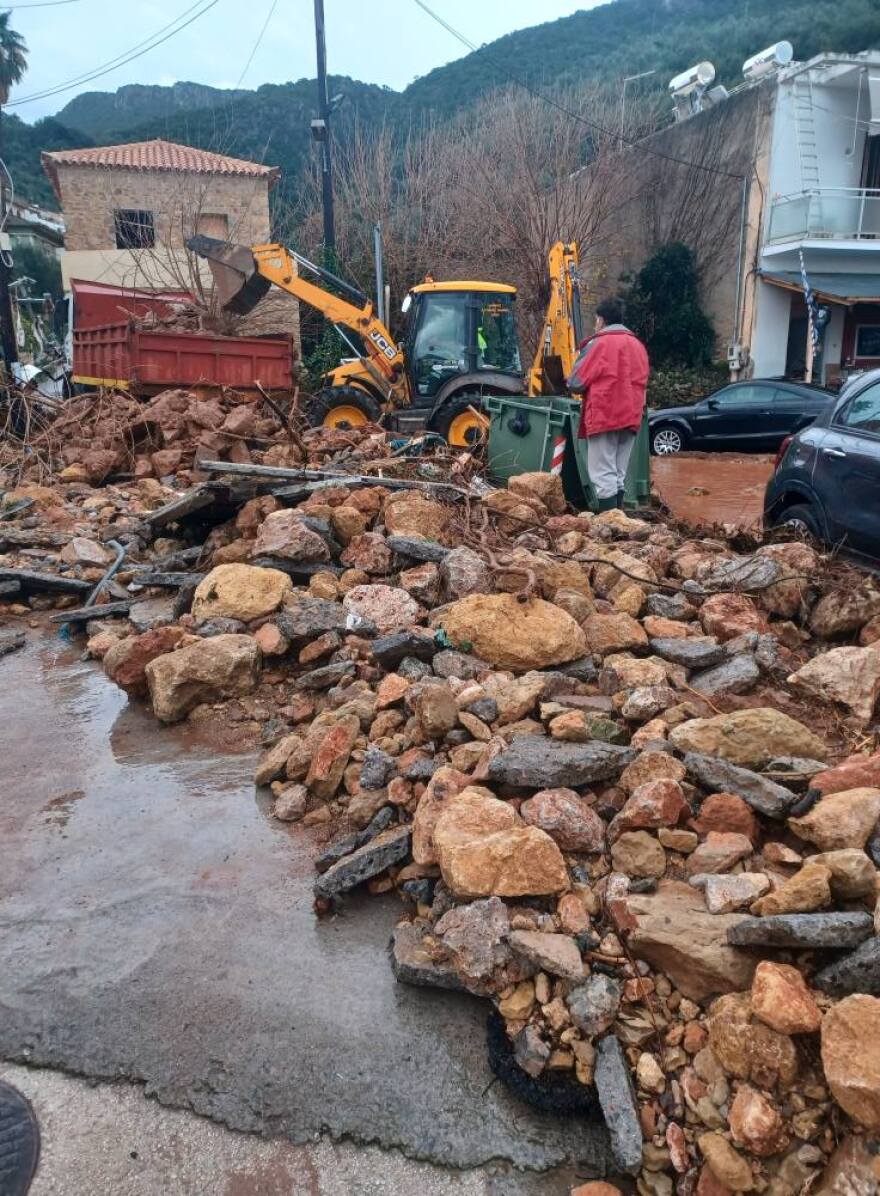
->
[[42, 138, 280, 200]]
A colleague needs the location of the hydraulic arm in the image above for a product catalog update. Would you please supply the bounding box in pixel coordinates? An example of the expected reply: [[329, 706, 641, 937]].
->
[[186, 235, 408, 404], [527, 241, 584, 396]]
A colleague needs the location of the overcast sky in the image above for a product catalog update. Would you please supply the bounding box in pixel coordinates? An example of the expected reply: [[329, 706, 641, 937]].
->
[[10, 0, 594, 123]]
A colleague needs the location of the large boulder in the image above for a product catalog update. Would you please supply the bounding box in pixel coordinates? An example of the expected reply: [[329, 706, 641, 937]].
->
[[669, 708, 828, 769], [383, 491, 452, 543], [611, 880, 755, 1000], [810, 585, 880, 639], [787, 644, 880, 724], [438, 593, 587, 671], [821, 994, 880, 1131], [788, 787, 880, 851], [433, 790, 567, 898], [103, 625, 187, 695], [191, 563, 291, 624], [699, 593, 768, 641], [342, 584, 421, 634], [507, 470, 566, 515], [251, 509, 330, 562], [145, 633, 261, 722]]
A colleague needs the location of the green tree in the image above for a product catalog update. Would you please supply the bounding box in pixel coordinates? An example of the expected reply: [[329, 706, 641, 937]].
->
[[623, 242, 716, 367]]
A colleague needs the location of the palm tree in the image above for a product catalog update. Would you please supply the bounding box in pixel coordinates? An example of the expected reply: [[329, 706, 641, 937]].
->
[[0, 11, 27, 105], [0, 13, 26, 369]]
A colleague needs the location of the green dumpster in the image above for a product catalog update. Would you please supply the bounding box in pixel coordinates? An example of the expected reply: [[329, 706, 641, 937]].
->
[[485, 393, 650, 511]]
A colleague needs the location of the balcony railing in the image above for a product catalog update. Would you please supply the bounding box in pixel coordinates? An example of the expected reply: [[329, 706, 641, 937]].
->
[[767, 188, 880, 244]]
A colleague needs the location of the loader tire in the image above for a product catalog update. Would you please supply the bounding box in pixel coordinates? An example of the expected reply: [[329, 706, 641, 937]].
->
[[432, 393, 490, 448], [308, 386, 383, 431]]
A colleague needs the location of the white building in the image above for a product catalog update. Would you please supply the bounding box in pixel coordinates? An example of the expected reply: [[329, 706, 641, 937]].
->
[[752, 52, 880, 384]]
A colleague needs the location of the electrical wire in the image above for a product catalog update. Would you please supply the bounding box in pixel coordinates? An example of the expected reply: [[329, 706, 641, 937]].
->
[[411, 0, 746, 181], [3, 0, 81, 7], [6, 0, 221, 107], [235, 0, 278, 88]]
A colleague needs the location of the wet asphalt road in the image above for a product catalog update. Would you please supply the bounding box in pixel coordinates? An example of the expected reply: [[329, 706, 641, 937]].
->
[[0, 633, 611, 1183]]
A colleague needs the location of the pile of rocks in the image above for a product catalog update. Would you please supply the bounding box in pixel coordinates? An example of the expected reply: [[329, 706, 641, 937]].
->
[[0, 384, 318, 486], [4, 440, 880, 1194]]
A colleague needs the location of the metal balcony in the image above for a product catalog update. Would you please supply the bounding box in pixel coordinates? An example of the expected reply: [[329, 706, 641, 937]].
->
[[767, 188, 880, 244]]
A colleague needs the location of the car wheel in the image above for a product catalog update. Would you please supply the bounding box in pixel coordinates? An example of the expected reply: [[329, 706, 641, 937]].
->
[[651, 425, 685, 455], [774, 503, 822, 540]]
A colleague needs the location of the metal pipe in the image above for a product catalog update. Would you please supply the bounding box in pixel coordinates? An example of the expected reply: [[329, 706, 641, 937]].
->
[[732, 175, 749, 368], [85, 539, 126, 609]]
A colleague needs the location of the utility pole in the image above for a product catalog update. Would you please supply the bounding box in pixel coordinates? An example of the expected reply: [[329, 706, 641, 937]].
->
[[619, 70, 656, 149], [0, 109, 18, 373], [311, 0, 335, 255]]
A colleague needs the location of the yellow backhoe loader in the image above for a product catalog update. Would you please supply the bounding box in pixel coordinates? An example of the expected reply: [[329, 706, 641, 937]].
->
[[186, 235, 584, 447]]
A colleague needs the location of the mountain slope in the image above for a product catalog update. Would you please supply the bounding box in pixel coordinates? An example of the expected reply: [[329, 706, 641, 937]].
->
[[16, 0, 880, 208]]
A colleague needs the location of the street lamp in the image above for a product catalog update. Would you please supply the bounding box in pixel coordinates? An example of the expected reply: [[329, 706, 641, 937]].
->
[[619, 70, 656, 148]]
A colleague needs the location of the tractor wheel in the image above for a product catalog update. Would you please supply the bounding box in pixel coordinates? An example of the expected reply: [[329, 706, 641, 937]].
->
[[308, 386, 383, 431], [432, 393, 490, 448]]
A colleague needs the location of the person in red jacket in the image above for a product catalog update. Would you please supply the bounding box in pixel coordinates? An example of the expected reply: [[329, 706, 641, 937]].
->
[[568, 297, 650, 511]]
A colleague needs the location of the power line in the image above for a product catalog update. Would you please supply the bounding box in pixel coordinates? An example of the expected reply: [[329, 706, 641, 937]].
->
[[235, 0, 278, 88], [3, 0, 81, 8], [7, 0, 221, 107], [411, 0, 745, 181]]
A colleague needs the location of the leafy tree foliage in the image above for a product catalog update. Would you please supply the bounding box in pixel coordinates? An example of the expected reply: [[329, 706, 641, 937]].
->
[[623, 242, 716, 367]]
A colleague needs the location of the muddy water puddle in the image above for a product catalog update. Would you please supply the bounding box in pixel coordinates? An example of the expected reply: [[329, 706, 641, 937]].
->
[[652, 452, 774, 531], [0, 630, 604, 1171]]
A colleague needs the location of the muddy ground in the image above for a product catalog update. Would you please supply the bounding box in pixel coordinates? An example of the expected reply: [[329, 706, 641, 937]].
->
[[0, 630, 609, 1191], [651, 453, 774, 531]]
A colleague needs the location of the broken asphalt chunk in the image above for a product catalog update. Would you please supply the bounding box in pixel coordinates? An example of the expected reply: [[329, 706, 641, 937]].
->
[[727, 912, 874, 949], [488, 738, 635, 789], [314, 824, 411, 900], [684, 752, 797, 819], [595, 1034, 643, 1175]]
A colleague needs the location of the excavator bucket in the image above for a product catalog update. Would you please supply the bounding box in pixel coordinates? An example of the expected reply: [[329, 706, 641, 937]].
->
[[185, 234, 271, 315]]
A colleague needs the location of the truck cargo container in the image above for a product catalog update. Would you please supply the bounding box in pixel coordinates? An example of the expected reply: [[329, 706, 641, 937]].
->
[[72, 322, 295, 393]]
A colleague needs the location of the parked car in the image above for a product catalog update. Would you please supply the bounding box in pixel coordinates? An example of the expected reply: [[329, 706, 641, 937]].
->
[[648, 380, 833, 455], [764, 368, 880, 561]]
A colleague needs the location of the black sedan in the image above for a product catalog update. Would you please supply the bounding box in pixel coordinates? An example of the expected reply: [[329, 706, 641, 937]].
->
[[764, 369, 880, 561], [649, 379, 833, 455]]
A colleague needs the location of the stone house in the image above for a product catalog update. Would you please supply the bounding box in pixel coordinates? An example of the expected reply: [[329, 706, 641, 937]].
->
[[41, 138, 298, 342]]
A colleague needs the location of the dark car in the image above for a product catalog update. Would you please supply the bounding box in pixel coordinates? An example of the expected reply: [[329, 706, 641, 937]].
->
[[648, 379, 833, 455], [764, 368, 880, 561]]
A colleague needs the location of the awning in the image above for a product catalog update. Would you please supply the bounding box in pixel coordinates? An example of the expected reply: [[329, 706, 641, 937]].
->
[[760, 270, 880, 304]]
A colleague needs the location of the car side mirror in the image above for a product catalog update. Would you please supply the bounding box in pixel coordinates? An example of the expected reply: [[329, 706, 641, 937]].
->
[[706, 398, 720, 410]]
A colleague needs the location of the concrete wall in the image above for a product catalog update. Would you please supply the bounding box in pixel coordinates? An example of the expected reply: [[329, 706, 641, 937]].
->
[[579, 82, 775, 366]]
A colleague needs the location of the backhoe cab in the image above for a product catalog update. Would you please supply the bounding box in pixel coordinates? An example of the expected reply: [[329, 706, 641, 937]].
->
[[187, 234, 526, 447]]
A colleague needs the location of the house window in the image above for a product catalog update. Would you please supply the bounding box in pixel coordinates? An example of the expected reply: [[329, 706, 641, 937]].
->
[[114, 209, 155, 250], [196, 212, 229, 240], [855, 325, 880, 359]]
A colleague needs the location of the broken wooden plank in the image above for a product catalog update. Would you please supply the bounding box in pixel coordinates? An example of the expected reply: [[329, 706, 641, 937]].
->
[[0, 628, 25, 656], [49, 600, 133, 624], [129, 570, 206, 589], [250, 557, 343, 580], [199, 459, 474, 498], [0, 568, 92, 596], [146, 485, 217, 527]]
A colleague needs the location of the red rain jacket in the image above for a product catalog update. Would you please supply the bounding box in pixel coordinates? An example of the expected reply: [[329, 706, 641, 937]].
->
[[569, 327, 649, 438]]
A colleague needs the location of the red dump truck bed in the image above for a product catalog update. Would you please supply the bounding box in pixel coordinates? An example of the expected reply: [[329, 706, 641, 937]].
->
[[72, 322, 295, 393]]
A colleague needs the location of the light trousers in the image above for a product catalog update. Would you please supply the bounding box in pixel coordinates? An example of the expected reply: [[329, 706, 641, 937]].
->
[[586, 429, 637, 500]]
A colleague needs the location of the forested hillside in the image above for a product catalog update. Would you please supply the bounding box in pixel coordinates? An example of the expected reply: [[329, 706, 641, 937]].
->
[[15, 0, 880, 208]]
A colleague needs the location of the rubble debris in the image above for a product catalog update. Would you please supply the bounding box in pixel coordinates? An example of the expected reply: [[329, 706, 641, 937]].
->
[[5, 389, 880, 1196]]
